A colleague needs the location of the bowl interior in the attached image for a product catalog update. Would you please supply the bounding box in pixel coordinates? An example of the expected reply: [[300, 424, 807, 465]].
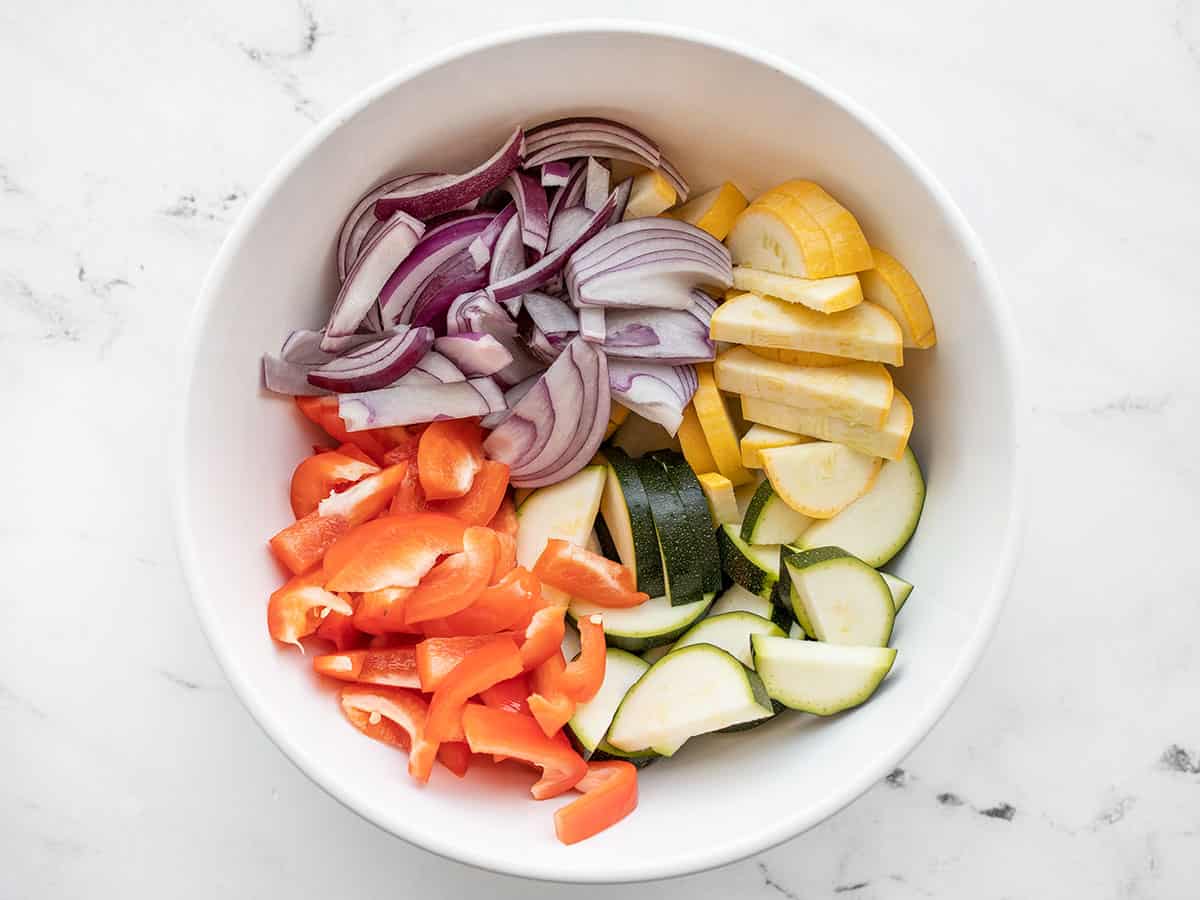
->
[[176, 25, 1022, 883]]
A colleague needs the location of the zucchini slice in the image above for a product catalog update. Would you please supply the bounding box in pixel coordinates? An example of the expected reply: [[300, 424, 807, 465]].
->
[[752, 635, 896, 715], [651, 451, 723, 597], [598, 447, 665, 596], [781, 546, 894, 647], [880, 572, 913, 612], [606, 644, 774, 756], [636, 456, 705, 605], [794, 446, 925, 566], [740, 479, 814, 545], [673, 611, 784, 669], [515, 465, 607, 605], [717, 524, 780, 600], [710, 583, 792, 630], [568, 592, 715, 653], [566, 649, 648, 759]]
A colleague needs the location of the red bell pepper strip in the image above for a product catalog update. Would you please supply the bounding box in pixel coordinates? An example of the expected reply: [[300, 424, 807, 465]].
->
[[290, 451, 379, 519], [558, 613, 607, 703], [432, 459, 511, 525], [323, 512, 467, 593], [533, 539, 650, 608], [417, 419, 484, 500], [314, 602, 368, 651], [387, 459, 429, 516], [554, 761, 639, 845], [479, 673, 531, 715], [338, 685, 437, 783], [295, 395, 388, 463], [436, 741, 472, 778], [487, 495, 519, 536], [352, 586, 419, 634], [519, 604, 567, 671], [404, 527, 498, 624], [267, 570, 354, 648], [377, 426, 422, 464], [492, 531, 518, 584], [426, 637, 523, 744], [461, 705, 588, 800], [419, 566, 539, 637], [313, 646, 420, 689], [414, 634, 521, 692], [335, 442, 377, 466], [528, 650, 576, 737], [270, 464, 407, 575]]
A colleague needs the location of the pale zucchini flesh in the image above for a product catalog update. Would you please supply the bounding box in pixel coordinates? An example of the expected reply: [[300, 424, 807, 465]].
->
[[566, 648, 648, 758], [881, 572, 914, 612], [783, 546, 895, 647], [752, 635, 896, 715], [717, 524, 780, 600], [740, 479, 814, 545], [569, 592, 715, 653], [606, 643, 774, 755], [795, 446, 926, 566], [673, 611, 785, 669], [515, 465, 607, 605]]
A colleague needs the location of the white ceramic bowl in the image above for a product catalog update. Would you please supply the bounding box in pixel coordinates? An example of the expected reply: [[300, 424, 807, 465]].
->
[[172, 21, 1025, 884]]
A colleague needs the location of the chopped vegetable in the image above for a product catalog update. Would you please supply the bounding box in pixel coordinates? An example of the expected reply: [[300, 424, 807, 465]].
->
[[554, 761, 638, 845], [533, 539, 649, 608], [417, 419, 484, 500], [460, 705, 588, 799]]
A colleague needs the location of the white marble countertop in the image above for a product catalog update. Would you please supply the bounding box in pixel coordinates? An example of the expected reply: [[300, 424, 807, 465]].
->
[[4, 1, 1199, 896]]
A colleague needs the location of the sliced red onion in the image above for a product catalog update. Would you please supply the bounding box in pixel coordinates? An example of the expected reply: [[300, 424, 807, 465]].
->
[[486, 189, 619, 302], [323, 213, 424, 348], [433, 332, 514, 377], [578, 307, 606, 343], [485, 338, 610, 488], [447, 291, 544, 387], [689, 287, 718, 320], [378, 213, 493, 327], [308, 327, 434, 392], [523, 292, 579, 335], [607, 360, 698, 435], [468, 204, 516, 270], [480, 373, 541, 429], [565, 220, 732, 310], [336, 173, 436, 280], [584, 159, 610, 212], [339, 377, 504, 430], [263, 354, 330, 396], [609, 177, 633, 225], [374, 129, 524, 221], [524, 117, 689, 200], [602, 307, 715, 364], [547, 206, 593, 251], [394, 351, 465, 385], [523, 326, 562, 364], [500, 170, 549, 254], [488, 214, 525, 285], [540, 161, 572, 188], [546, 160, 587, 223]]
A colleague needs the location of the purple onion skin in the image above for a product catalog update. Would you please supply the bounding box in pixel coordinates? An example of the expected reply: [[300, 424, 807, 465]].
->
[[307, 328, 434, 393]]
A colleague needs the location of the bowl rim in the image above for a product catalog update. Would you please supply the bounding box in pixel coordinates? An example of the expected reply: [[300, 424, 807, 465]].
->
[[170, 18, 1027, 884]]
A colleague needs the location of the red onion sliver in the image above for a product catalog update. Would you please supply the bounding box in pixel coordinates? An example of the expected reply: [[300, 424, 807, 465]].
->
[[308, 327, 434, 393], [578, 307, 606, 343], [263, 354, 330, 396], [540, 161, 572, 188], [394, 351, 465, 385], [447, 291, 545, 387], [336, 173, 437, 280], [522, 292, 579, 335], [433, 332, 514, 377], [501, 170, 550, 254], [584, 159, 609, 212], [374, 129, 524, 221], [548, 206, 593, 252], [322, 213, 424, 348], [602, 307, 715, 364], [488, 214, 525, 285], [607, 359, 697, 435], [339, 377, 504, 430], [608, 177, 633, 225], [468, 204, 516, 271], [379, 213, 494, 327], [546, 160, 587, 223], [486, 189, 619, 302]]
